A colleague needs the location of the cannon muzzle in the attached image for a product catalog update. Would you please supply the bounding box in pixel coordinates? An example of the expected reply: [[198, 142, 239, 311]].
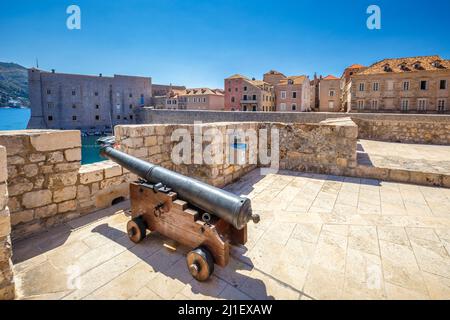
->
[[97, 137, 259, 230]]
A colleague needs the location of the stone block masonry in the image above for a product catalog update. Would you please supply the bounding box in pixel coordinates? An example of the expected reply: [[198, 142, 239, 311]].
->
[[0, 131, 133, 240], [0, 146, 15, 300]]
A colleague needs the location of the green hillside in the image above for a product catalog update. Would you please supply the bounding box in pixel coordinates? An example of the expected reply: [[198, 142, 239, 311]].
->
[[0, 62, 29, 106]]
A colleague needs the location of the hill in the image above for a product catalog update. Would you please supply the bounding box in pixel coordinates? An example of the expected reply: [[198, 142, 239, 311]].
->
[[0, 62, 29, 107]]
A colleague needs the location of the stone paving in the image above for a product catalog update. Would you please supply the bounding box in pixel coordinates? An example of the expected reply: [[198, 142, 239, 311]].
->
[[358, 139, 450, 175], [12, 169, 450, 300]]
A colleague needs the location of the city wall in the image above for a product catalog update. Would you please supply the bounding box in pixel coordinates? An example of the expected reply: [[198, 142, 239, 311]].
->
[[138, 109, 450, 145]]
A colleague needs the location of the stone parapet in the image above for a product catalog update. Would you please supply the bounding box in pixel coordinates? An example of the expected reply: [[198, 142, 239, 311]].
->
[[0, 131, 132, 240], [0, 146, 14, 300]]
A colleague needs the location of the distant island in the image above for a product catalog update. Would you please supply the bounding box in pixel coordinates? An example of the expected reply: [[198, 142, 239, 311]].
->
[[0, 62, 29, 107]]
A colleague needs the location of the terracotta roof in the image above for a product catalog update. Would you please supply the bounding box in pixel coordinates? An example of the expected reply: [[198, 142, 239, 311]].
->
[[264, 70, 286, 77], [278, 75, 307, 85], [357, 55, 450, 75], [347, 64, 365, 69], [226, 74, 250, 80], [322, 75, 339, 80], [181, 88, 224, 96]]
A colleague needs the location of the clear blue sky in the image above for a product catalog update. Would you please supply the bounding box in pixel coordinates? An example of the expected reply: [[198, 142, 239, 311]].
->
[[1, 0, 449, 88]]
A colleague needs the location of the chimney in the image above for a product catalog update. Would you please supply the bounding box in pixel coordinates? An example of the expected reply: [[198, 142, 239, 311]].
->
[[99, 73, 102, 77], [252, 77, 255, 81], [51, 69, 55, 73]]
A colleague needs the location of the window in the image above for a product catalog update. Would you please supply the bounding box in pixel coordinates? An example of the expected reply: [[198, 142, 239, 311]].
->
[[95, 104, 99, 109], [292, 92, 297, 99], [47, 102, 53, 108], [373, 82, 379, 91], [228, 88, 231, 92], [130, 115, 133, 120], [244, 86, 247, 91], [359, 83, 365, 91], [48, 115, 53, 121], [252, 106, 257, 111], [94, 91, 99, 96], [252, 95, 256, 100], [401, 99, 409, 111], [438, 99, 446, 112], [280, 103, 286, 111], [95, 115, 100, 120], [117, 115, 121, 120], [243, 106, 247, 111], [329, 90, 335, 97], [72, 90, 76, 96], [235, 88, 238, 92], [357, 100, 364, 110], [292, 104, 297, 111], [418, 99, 427, 111], [371, 100, 378, 110], [281, 91, 286, 99], [167, 100, 171, 105], [440, 80, 447, 90], [231, 97, 235, 103], [72, 104, 76, 109], [72, 116, 77, 121], [46, 89, 51, 95], [129, 93, 133, 98], [328, 101, 335, 109], [420, 80, 428, 90], [243, 95, 247, 101], [203, 98, 206, 103], [403, 81, 410, 91]]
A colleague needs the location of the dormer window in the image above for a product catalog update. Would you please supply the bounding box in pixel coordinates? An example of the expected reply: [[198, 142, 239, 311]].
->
[[288, 79, 294, 85], [413, 62, 423, 70], [383, 64, 392, 72], [399, 63, 410, 71], [432, 60, 444, 68]]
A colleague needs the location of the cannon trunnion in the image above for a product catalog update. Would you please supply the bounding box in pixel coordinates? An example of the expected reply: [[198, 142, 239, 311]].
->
[[97, 137, 257, 281]]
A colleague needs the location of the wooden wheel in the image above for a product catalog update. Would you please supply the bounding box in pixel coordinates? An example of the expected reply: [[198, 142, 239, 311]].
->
[[186, 247, 214, 281], [127, 217, 147, 243]]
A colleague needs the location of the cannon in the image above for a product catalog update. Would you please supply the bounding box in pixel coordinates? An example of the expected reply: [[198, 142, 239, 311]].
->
[[97, 136, 259, 281]]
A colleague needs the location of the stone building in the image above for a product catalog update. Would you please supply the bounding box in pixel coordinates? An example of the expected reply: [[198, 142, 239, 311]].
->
[[319, 75, 342, 112], [153, 88, 224, 110], [347, 56, 450, 113], [341, 64, 366, 112], [274, 75, 311, 112], [27, 69, 152, 132], [224, 74, 275, 111]]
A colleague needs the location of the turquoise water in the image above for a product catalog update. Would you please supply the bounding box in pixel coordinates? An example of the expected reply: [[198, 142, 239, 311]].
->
[[0, 107, 104, 164]]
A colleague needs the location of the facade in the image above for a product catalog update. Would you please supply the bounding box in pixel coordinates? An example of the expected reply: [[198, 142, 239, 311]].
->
[[154, 88, 224, 110], [310, 73, 321, 111], [224, 74, 275, 111], [348, 56, 450, 113], [341, 64, 366, 112], [319, 75, 342, 112], [28, 68, 152, 131], [275, 75, 311, 112]]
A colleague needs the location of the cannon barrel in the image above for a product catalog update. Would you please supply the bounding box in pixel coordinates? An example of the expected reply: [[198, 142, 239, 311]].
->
[[98, 138, 259, 230]]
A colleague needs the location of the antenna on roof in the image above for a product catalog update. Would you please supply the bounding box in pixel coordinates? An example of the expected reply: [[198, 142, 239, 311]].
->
[[36, 58, 39, 68]]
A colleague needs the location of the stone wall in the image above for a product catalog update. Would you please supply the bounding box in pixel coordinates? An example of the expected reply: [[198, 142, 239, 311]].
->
[[273, 118, 358, 175], [116, 119, 358, 184], [0, 146, 14, 299], [0, 130, 131, 240], [138, 109, 450, 145], [115, 122, 259, 188]]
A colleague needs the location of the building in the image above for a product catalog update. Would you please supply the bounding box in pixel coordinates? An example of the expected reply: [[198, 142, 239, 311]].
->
[[348, 56, 450, 113], [263, 70, 286, 86], [319, 75, 342, 112], [274, 75, 311, 112], [341, 64, 366, 112], [151, 84, 186, 97], [310, 73, 321, 111], [28, 68, 152, 131], [154, 88, 224, 110], [224, 74, 275, 111]]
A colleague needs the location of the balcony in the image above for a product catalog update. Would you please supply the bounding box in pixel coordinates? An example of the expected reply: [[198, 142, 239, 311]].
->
[[240, 99, 258, 103]]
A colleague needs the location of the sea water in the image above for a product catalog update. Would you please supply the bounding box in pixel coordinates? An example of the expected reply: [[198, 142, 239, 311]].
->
[[0, 107, 104, 164]]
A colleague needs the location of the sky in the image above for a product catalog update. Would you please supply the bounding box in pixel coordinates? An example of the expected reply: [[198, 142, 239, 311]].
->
[[1, 0, 449, 88]]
